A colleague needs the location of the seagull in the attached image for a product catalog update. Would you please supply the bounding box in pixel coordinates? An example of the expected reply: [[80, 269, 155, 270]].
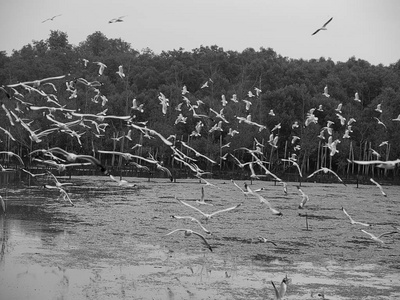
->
[[374, 117, 387, 129], [392, 114, 400, 121], [347, 158, 400, 170], [341, 207, 371, 227], [360, 229, 398, 244], [176, 197, 242, 221], [165, 229, 212, 251], [369, 178, 387, 197], [46, 147, 109, 174], [296, 186, 309, 209], [354, 92, 361, 102], [42, 14, 62, 23], [257, 237, 277, 246], [322, 85, 330, 97], [307, 167, 346, 185], [375, 103, 382, 113], [21, 169, 47, 178], [109, 175, 137, 188], [0, 151, 24, 166], [271, 275, 289, 300], [93, 61, 107, 75], [170, 215, 211, 234], [116, 65, 125, 78], [109, 16, 126, 23], [281, 158, 302, 177], [312, 17, 333, 35], [248, 191, 283, 216]]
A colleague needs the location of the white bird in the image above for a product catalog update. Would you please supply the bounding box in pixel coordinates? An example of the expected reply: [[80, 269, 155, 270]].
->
[[392, 114, 400, 121], [257, 237, 277, 246], [271, 275, 289, 300], [375, 103, 382, 113], [165, 229, 212, 251], [369, 178, 387, 197], [322, 85, 330, 97], [307, 167, 346, 185], [282, 158, 302, 177], [176, 198, 242, 221], [116, 65, 125, 78], [354, 92, 361, 102], [94, 61, 107, 75], [347, 158, 400, 170], [296, 186, 309, 209], [312, 17, 333, 35], [341, 207, 371, 227], [0, 151, 24, 166], [374, 117, 386, 129], [170, 215, 211, 234], [360, 229, 398, 244], [335, 103, 342, 113], [109, 175, 137, 188], [21, 169, 47, 178]]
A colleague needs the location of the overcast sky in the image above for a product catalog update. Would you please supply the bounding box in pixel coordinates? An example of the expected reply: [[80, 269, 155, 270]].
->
[[1, 0, 399, 66]]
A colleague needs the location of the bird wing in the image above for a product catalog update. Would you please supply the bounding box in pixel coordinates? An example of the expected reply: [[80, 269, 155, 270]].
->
[[271, 281, 281, 299], [165, 228, 186, 236], [341, 207, 355, 223], [377, 231, 398, 239], [191, 231, 212, 251], [177, 198, 208, 218], [323, 17, 333, 27], [209, 203, 242, 217], [311, 29, 321, 35]]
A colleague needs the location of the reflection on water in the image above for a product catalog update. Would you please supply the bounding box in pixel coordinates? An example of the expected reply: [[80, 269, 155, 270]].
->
[[1, 177, 400, 299]]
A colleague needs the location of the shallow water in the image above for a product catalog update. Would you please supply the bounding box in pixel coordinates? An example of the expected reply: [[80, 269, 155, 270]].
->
[[0, 176, 399, 299]]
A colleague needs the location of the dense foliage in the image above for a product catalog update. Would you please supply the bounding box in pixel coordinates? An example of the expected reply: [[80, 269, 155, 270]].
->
[[1, 30, 399, 178]]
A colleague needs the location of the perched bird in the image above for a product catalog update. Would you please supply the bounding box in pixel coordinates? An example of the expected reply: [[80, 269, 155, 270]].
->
[[322, 85, 330, 97], [312, 17, 333, 35]]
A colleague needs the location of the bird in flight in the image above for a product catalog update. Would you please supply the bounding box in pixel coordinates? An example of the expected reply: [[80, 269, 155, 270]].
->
[[312, 17, 333, 35], [109, 16, 126, 23], [42, 14, 62, 23], [341, 207, 371, 227]]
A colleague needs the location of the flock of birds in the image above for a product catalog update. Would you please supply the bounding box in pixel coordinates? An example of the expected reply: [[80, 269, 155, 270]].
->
[[1, 15, 399, 299]]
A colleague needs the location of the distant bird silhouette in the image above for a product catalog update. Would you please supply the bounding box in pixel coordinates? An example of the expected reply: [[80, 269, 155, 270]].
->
[[312, 17, 333, 35], [42, 14, 62, 23]]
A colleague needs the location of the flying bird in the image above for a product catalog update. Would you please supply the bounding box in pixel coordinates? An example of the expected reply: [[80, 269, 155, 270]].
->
[[109, 16, 126, 23], [165, 229, 212, 251], [170, 215, 211, 234], [176, 197, 241, 221], [341, 207, 371, 227], [312, 17, 333, 35], [271, 275, 289, 300], [307, 167, 346, 185], [42, 14, 62, 23], [369, 178, 387, 197], [360, 229, 398, 244]]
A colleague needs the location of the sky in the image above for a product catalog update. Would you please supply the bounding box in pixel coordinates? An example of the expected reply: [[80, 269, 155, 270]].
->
[[1, 0, 400, 66]]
